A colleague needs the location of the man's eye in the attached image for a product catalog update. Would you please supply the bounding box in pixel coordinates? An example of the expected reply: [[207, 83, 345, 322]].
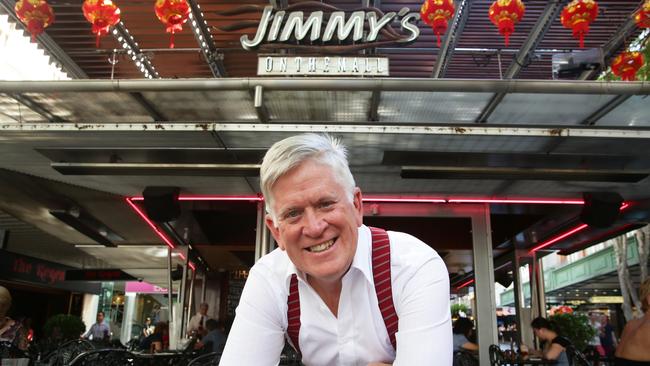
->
[[284, 210, 300, 219], [319, 201, 334, 208]]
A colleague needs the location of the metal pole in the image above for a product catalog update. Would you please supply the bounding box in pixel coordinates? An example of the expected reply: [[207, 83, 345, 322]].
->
[[187, 266, 196, 335], [512, 249, 524, 346], [471, 204, 498, 366], [167, 247, 174, 325], [255, 202, 265, 262], [0, 79, 648, 95], [179, 253, 189, 337], [201, 271, 207, 304]]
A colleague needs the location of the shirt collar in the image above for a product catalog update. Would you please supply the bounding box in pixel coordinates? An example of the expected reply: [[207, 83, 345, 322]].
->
[[283, 224, 374, 287]]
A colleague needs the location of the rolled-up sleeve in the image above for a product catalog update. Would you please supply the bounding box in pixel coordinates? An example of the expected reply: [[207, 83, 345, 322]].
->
[[219, 266, 286, 366], [393, 255, 452, 366]]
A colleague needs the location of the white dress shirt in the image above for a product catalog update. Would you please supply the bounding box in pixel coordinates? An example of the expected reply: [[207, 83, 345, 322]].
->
[[188, 313, 209, 334], [220, 225, 452, 366]]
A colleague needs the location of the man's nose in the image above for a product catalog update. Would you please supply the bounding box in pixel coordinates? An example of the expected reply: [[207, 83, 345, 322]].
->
[[302, 210, 327, 237]]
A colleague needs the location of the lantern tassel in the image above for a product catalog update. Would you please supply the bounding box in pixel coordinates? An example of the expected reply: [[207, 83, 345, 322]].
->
[[436, 34, 441, 47], [170, 31, 175, 49], [579, 33, 584, 48], [504, 34, 510, 47], [96, 33, 101, 48]]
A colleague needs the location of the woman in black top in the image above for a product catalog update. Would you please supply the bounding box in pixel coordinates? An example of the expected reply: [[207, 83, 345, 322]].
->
[[531, 317, 571, 366]]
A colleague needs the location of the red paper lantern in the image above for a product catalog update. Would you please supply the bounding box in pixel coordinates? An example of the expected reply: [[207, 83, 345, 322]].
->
[[420, 0, 456, 47], [561, 0, 598, 48], [634, 0, 650, 29], [14, 0, 55, 41], [611, 51, 644, 81], [82, 0, 121, 48], [155, 0, 190, 49], [488, 0, 525, 47]]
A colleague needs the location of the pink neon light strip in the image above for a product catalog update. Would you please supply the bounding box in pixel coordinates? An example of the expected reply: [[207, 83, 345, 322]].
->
[[127, 198, 197, 270], [530, 201, 631, 253], [530, 224, 589, 253], [128, 195, 586, 205], [126, 198, 176, 249], [447, 198, 584, 205], [129, 195, 262, 202], [457, 279, 475, 289]]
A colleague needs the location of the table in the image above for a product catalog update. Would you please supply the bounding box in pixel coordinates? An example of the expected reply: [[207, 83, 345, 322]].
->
[[499, 357, 558, 365]]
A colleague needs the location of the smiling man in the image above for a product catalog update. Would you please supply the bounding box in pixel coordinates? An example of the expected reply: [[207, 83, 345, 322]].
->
[[219, 134, 452, 366]]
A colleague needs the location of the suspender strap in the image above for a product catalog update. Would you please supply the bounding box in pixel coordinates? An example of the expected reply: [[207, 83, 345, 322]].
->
[[285, 227, 398, 355], [287, 274, 301, 355], [369, 226, 398, 350]]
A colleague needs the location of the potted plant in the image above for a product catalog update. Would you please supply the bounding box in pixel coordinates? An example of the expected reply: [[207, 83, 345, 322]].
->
[[549, 312, 596, 352], [43, 314, 86, 342]]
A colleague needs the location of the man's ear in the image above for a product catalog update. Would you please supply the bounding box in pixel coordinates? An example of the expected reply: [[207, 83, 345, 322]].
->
[[265, 214, 285, 250], [352, 187, 363, 227]]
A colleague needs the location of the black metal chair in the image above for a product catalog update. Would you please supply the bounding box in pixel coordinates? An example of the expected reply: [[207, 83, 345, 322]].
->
[[187, 352, 220, 366], [68, 349, 139, 366], [489, 344, 505, 366], [0, 340, 30, 361], [39, 339, 95, 366], [454, 349, 479, 366]]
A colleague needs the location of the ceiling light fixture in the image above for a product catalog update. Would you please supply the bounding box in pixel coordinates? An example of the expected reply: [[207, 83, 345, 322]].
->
[[530, 202, 630, 253]]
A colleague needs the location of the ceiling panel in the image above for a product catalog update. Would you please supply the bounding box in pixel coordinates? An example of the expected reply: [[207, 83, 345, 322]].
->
[[379, 91, 492, 123], [488, 93, 615, 125], [596, 95, 650, 127]]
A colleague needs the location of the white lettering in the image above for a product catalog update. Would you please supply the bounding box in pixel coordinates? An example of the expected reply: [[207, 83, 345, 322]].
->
[[295, 57, 302, 72], [308, 57, 317, 72], [265, 57, 273, 72]]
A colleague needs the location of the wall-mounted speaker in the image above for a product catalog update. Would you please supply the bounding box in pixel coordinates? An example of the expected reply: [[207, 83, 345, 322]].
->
[[170, 264, 184, 281], [580, 192, 623, 228], [142, 186, 180, 223], [0, 229, 8, 250]]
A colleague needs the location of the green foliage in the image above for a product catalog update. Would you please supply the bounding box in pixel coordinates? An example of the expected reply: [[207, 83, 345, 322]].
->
[[451, 303, 469, 317], [43, 314, 86, 341], [600, 30, 650, 81], [549, 313, 596, 352]]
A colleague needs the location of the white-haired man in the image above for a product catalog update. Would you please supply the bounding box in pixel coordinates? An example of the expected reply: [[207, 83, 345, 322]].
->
[[187, 302, 211, 337], [220, 134, 452, 366]]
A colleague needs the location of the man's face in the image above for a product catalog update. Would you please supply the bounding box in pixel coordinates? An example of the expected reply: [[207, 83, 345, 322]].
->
[[266, 159, 363, 286], [97, 313, 104, 323], [200, 304, 208, 315]]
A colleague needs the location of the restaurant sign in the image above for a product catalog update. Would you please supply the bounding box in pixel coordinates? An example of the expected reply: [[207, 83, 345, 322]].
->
[[217, 3, 421, 76], [258, 55, 388, 76]]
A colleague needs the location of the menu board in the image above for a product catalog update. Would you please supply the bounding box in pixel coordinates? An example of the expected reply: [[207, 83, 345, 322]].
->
[[226, 270, 249, 319]]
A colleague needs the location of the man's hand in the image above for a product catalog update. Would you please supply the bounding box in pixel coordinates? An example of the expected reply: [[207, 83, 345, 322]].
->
[[367, 363, 392, 366]]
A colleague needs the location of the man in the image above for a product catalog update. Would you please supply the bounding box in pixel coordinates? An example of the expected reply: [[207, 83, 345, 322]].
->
[[530, 317, 571, 366], [615, 278, 650, 365], [187, 302, 210, 336], [83, 311, 110, 342], [196, 319, 227, 354], [220, 134, 452, 365], [600, 315, 618, 357]]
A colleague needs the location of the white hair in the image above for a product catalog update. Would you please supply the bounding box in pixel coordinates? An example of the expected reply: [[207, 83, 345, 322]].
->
[[260, 133, 356, 224], [0, 286, 11, 319]]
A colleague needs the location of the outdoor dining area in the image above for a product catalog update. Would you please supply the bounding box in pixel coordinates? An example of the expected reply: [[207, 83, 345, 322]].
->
[[1, 338, 303, 365]]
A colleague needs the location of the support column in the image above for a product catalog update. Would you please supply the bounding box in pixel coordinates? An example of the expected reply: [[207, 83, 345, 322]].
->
[[167, 248, 174, 317], [187, 267, 196, 335], [255, 202, 265, 262], [512, 249, 524, 346], [471, 204, 498, 366], [255, 202, 273, 261]]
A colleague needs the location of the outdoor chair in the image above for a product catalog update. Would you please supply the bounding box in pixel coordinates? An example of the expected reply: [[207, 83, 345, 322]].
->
[[489, 344, 505, 366], [39, 339, 95, 366], [454, 349, 479, 366], [68, 349, 139, 366], [187, 352, 221, 366]]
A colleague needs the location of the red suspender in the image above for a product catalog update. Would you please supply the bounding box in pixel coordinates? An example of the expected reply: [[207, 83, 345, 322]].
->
[[369, 226, 398, 350], [287, 274, 301, 355], [286, 227, 398, 355]]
